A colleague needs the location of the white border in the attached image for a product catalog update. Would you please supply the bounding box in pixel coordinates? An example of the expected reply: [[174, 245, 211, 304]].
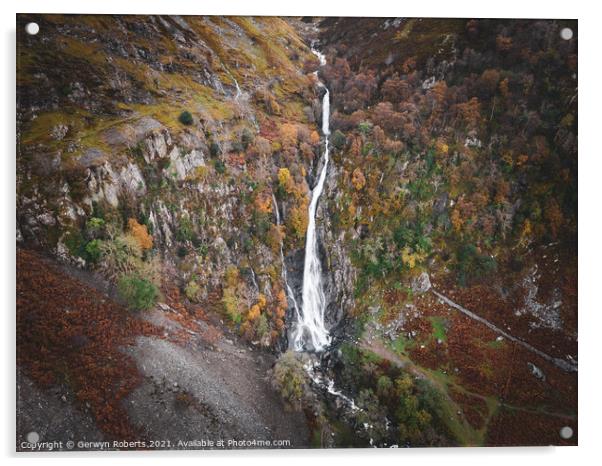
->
[[3, 0, 599, 465]]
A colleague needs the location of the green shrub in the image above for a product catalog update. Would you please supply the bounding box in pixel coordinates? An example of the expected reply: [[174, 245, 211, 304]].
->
[[357, 120, 373, 135], [331, 130, 347, 150], [178, 111, 193, 125], [117, 274, 159, 311], [455, 243, 497, 286], [98, 234, 142, 279], [272, 351, 311, 411], [85, 217, 105, 235], [176, 217, 195, 243], [85, 239, 102, 263], [222, 286, 242, 323], [251, 210, 270, 239], [376, 375, 394, 398], [256, 314, 269, 338], [63, 229, 86, 258], [184, 280, 201, 302], [241, 128, 254, 149], [393, 375, 434, 445], [231, 141, 244, 153], [209, 141, 221, 157], [214, 159, 226, 174], [196, 244, 209, 257]]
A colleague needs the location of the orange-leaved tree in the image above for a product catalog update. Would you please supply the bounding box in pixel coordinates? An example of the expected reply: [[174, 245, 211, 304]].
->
[[127, 218, 153, 251]]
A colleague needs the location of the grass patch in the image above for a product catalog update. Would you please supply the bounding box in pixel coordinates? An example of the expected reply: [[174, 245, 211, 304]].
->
[[429, 316, 447, 342], [487, 338, 505, 350], [389, 334, 413, 355]]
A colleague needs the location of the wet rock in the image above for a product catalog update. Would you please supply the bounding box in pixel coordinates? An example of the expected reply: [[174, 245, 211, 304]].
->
[[422, 76, 436, 89], [143, 129, 171, 162], [37, 212, 56, 226], [119, 162, 146, 196], [516, 265, 563, 330]]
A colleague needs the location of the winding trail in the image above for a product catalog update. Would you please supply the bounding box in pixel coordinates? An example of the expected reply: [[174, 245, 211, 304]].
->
[[361, 329, 575, 446], [431, 289, 578, 373]]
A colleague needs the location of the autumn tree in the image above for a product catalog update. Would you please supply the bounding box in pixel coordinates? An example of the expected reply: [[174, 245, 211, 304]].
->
[[279, 123, 298, 150], [254, 190, 273, 214], [127, 218, 153, 251], [496, 35, 513, 52], [278, 167, 295, 194], [267, 223, 285, 253], [289, 200, 309, 240], [254, 136, 272, 158], [456, 97, 481, 130], [479, 69, 501, 96], [381, 74, 410, 104], [299, 142, 314, 160], [351, 168, 366, 191]]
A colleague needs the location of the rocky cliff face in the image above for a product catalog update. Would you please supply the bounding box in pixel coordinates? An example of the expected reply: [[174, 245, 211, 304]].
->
[[17, 14, 333, 447], [17, 15, 334, 349]]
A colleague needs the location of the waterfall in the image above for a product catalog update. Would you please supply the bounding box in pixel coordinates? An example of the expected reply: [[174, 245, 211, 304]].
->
[[272, 194, 302, 325], [292, 48, 332, 352]]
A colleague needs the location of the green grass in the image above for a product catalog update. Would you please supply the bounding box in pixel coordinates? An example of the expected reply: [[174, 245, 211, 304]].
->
[[487, 338, 505, 350], [360, 348, 384, 365], [429, 316, 447, 342], [389, 334, 412, 355]]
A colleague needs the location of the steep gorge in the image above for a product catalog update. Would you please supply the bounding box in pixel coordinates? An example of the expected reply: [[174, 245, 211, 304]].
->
[[17, 15, 578, 449]]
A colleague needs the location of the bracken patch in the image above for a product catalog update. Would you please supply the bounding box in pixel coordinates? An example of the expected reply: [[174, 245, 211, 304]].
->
[[17, 248, 163, 440]]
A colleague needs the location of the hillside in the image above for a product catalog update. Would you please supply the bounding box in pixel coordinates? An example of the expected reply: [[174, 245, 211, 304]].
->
[[314, 17, 577, 446], [16, 15, 577, 449]]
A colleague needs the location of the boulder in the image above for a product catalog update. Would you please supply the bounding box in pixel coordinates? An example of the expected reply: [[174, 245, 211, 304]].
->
[[411, 272, 432, 294], [527, 362, 546, 381]]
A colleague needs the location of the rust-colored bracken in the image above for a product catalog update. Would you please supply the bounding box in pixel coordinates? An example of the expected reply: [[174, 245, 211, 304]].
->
[[17, 248, 162, 440]]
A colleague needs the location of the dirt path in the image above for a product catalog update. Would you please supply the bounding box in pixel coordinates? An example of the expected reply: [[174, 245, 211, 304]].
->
[[361, 329, 575, 447], [431, 289, 578, 373], [360, 332, 485, 446]]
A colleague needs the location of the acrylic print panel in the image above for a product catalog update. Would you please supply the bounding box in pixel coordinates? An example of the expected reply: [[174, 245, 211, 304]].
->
[[16, 14, 577, 451]]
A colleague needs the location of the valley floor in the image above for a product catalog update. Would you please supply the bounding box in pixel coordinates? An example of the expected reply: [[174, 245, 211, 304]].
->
[[360, 245, 577, 446]]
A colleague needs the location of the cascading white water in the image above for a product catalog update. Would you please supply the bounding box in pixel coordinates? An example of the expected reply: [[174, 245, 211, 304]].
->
[[293, 48, 332, 352], [272, 194, 302, 325], [282, 48, 376, 437]]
